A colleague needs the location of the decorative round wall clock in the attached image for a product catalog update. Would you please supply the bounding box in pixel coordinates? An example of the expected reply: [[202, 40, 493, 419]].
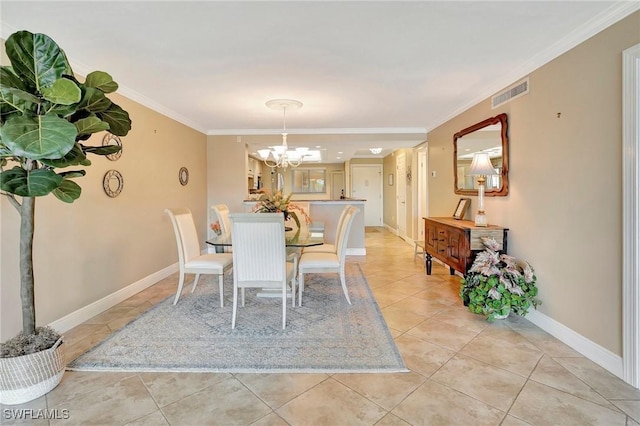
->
[[179, 167, 189, 186], [103, 170, 124, 197], [102, 133, 122, 161]]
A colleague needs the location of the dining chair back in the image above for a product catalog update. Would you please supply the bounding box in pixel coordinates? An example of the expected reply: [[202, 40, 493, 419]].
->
[[211, 204, 232, 252], [302, 204, 351, 254], [212, 204, 231, 234], [229, 213, 296, 329], [165, 208, 233, 307], [297, 207, 359, 306]]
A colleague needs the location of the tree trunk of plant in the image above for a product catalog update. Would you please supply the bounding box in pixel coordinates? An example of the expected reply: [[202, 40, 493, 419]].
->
[[20, 196, 36, 336]]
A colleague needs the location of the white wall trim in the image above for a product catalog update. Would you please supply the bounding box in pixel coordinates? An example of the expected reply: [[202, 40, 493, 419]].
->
[[346, 248, 366, 256], [622, 43, 640, 388], [49, 263, 179, 334], [526, 310, 623, 379]]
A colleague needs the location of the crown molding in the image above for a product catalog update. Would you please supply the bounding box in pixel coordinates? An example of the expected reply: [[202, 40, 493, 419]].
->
[[207, 127, 427, 136]]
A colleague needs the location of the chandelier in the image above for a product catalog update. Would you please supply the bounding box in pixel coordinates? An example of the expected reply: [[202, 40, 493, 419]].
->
[[257, 99, 309, 169]]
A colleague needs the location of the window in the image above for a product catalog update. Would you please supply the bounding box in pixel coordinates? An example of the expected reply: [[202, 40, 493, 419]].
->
[[292, 169, 326, 193]]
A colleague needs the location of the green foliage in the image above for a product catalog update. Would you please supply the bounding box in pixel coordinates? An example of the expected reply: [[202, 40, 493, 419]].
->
[[460, 238, 541, 322], [0, 30, 132, 344], [0, 30, 132, 202]]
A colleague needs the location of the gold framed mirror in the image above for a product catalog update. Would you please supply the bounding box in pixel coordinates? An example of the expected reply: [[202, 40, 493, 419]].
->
[[453, 113, 509, 196]]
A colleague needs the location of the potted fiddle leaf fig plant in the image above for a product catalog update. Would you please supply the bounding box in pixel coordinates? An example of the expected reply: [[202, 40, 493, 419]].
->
[[0, 30, 132, 404], [460, 237, 541, 322]]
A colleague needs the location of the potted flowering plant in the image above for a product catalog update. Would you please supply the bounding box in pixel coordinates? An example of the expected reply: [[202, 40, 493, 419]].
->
[[460, 237, 540, 322], [252, 189, 310, 235]]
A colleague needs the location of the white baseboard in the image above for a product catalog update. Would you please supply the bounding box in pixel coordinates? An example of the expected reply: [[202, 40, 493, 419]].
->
[[346, 248, 366, 256], [49, 263, 179, 334], [525, 309, 624, 380], [383, 224, 397, 234]]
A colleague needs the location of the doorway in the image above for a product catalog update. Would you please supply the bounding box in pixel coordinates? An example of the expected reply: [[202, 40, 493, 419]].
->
[[396, 153, 407, 239], [416, 149, 428, 243], [351, 165, 382, 226], [330, 170, 345, 200]]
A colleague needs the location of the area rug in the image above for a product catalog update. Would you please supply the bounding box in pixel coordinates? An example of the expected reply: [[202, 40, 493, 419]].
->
[[67, 263, 407, 373]]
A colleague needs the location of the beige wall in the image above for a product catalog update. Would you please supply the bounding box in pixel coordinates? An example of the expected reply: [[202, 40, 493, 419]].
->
[[426, 12, 640, 356], [206, 136, 249, 217], [1, 84, 208, 340]]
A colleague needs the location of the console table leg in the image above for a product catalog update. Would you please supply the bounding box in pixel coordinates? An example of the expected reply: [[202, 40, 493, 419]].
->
[[426, 253, 432, 275], [450, 267, 455, 276]]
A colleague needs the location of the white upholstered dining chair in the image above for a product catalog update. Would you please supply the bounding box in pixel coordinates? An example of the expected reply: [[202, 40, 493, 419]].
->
[[211, 204, 232, 252], [229, 213, 297, 329], [297, 207, 359, 306], [212, 204, 231, 234], [302, 204, 351, 254], [165, 208, 233, 307]]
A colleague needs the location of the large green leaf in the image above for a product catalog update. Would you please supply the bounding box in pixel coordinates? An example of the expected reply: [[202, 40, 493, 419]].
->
[[74, 114, 110, 136], [82, 145, 121, 156], [97, 102, 131, 136], [0, 115, 77, 160], [0, 87, 38, 114], [58, 169, 86, 179], [40, 143, 91, 168], [41, 78, 81, 105], [52, 178, 81, 203], [5, 31, 72, 93], [79, 87, 111, 113], [0, 66, 26, 91], [85, 71, 118, 94], [0, 167, 62, 197]]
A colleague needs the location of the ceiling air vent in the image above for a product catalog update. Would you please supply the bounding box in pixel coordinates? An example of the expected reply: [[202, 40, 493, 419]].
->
[[492, 77, 529, 109]]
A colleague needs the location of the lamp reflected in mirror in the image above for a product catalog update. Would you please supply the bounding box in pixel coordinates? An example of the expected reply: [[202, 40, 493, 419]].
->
[[468, 152, 497, 227]]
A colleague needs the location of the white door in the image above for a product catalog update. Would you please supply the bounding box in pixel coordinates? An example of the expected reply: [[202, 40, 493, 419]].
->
[[330, 171, 345, 199], [396, 153, 407, 238], [417, 149, 428, 242], [351, 165, 382, 226]]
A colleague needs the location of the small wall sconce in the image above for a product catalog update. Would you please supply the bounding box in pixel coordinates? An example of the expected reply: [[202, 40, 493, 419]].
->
[[468, 152, 497, 227]]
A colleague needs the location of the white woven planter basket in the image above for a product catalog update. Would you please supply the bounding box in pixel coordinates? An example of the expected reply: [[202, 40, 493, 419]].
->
[[0, 338, 65, 405]]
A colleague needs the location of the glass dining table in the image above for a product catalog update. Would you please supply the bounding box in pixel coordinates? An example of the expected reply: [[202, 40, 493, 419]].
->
[[206, 222, 325, 251]]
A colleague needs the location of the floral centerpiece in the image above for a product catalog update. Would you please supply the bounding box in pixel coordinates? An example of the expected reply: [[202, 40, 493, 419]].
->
[[460, 237, 541, 322], [252, 189, 311, 233]]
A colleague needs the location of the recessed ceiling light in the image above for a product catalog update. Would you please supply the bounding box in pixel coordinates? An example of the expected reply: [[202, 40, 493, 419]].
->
[[370, 148, 382, 154], [338, 151, 343, 154], [315, 145, 321, 148]]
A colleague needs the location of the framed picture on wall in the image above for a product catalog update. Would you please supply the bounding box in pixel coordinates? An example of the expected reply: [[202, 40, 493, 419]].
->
[[453, 197, 471, 220]]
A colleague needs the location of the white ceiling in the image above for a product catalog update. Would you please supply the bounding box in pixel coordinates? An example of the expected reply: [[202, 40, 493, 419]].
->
[[1, 1, 637, 163]]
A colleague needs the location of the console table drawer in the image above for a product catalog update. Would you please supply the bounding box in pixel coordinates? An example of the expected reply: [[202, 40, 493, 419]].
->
[[423, 217, 508, 276]]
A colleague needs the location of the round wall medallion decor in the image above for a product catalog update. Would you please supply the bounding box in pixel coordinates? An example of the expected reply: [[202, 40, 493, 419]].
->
[[102, 133, 123, 161], [179, 167, 189, 186], [103, 170, 124, 197]]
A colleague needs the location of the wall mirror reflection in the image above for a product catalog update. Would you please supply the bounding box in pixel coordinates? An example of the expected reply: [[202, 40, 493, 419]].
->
[[453, 113, 509, 196], [292, 168, 326, 193]]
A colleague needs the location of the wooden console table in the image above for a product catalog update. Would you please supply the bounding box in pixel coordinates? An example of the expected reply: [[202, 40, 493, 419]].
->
[[423, 217, 508, 275]]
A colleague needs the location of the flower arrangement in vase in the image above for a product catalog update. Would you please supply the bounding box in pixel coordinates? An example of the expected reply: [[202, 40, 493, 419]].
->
[[460, 237, 541, 322], [252, 189, 311, 234]]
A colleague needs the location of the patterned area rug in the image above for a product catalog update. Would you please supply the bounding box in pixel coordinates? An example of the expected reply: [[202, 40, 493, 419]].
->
[[68, 263, 407, 373]]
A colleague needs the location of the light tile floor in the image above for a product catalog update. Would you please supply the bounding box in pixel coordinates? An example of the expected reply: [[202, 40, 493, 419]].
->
[[3, 228, 640, 425]]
